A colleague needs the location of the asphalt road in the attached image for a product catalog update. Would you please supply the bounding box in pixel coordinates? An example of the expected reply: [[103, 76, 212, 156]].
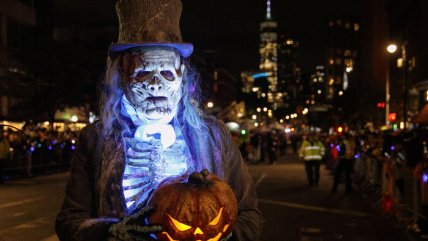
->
[[247, 152, 412, 241], [0, 151, 415, 241]]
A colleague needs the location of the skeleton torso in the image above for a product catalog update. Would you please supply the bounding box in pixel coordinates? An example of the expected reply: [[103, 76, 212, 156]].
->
[[122, 126, 192, 212]]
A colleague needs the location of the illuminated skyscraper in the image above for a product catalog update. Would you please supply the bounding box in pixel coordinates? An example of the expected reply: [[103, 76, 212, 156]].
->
[[326, 18, 360, 101], [259, 0, 278, 105]]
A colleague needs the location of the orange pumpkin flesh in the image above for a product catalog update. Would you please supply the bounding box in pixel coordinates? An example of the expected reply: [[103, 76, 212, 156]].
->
[[147, 170, 238, 241]]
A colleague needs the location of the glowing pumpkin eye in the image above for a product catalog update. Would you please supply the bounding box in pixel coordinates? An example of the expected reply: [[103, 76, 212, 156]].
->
[[208, 207, 223, 226], [168, 214, 192, 231]]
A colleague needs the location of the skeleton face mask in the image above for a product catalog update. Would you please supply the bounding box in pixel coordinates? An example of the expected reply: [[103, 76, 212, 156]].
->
[[120, 47, 185, 124]]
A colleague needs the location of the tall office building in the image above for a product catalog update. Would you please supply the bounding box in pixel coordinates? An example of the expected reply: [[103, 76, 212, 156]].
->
[[0, 0, 36, 118], [325, 18, 360, 102], [259, 0, 279, 106], [277, 35, 302, 109]]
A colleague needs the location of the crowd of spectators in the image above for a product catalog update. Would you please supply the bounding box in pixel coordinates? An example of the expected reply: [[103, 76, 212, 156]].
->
[[0, 123, 79, 179]]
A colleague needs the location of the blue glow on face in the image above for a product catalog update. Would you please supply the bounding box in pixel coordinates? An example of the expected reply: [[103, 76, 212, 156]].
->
[[423, 173, 428, 183], [251, 72, 269, 79]]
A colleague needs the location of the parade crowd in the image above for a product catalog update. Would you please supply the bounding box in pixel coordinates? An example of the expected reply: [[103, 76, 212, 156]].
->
[[3, 121, 428, 236], [0, 124, 78, 182]]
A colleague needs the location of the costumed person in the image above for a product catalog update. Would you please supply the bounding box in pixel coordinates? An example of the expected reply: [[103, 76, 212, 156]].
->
[[55, 0, 262, 241], [299, 132, 325, 186]]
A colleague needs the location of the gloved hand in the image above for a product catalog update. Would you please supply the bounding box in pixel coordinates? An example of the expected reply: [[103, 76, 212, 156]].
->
[[220, 232, 233, 241], [108, 204, 162, 241]]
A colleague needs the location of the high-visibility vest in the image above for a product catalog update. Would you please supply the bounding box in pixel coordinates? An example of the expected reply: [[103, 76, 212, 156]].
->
[[299, 140, 325, 161]]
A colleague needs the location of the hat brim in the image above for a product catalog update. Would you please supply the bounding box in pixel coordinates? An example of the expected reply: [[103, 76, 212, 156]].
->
[[109, 42, 193, 57]]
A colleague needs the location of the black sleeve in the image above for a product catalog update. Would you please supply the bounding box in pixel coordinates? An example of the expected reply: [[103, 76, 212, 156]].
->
[[55, 126, 119, 241]]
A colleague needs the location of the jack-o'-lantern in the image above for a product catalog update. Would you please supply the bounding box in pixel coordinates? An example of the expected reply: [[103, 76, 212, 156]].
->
[[147, 170, 238, 241]]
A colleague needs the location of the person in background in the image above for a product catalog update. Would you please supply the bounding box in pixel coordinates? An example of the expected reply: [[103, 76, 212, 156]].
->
[[332, 133, 356, 194], [0, 128, 11, 184], [299, 132, 325, 186]]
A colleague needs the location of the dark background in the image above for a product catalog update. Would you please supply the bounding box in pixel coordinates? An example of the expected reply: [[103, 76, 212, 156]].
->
[[53, 0, 360, 77]]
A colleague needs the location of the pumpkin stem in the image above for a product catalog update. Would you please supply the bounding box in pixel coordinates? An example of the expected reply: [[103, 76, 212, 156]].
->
[[188, 170, 209, 185]]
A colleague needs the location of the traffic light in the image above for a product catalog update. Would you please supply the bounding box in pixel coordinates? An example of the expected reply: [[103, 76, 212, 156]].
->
[[388, 112, 397, 122], [377, 102, 385, 108]]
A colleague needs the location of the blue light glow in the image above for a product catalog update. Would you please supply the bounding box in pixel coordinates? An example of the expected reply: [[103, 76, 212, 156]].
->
[[391, 145, 395, 151], [71, 145, 76, 150], [355, 153, 360, 159], [336, 145, 341, 152], [423, 173, 428, 183], [48, 146, 53, 150], [252, 72, 269, 79], [30, 147, 35, 152]]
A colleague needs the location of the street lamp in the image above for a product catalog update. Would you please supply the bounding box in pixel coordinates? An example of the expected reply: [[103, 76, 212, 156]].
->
[[385, 44, 396, 127], [386, 42, 408, 128]]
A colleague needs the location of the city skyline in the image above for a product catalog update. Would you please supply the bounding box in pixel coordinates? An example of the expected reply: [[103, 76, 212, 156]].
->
[[54, 0, 361, 77]]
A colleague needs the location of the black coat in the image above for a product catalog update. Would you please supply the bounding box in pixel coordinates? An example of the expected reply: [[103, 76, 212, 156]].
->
[[56, 117, 262, 241]]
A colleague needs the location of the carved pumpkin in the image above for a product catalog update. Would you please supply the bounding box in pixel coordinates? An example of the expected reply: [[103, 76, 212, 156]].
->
[[147, 170, 238, 241]]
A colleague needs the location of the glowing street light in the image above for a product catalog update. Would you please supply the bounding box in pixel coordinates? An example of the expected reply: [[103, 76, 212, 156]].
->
[[70, 115, 78, 122], [386, 44, 398, 54], [207, 102, 214, 108], [302, 108, 309, 115]]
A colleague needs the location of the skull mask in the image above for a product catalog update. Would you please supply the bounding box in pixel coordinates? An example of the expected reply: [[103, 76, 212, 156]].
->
[[120, 47, 185, 125]]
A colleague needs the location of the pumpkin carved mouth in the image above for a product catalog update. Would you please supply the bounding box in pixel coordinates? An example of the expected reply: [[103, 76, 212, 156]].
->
[[147, 170, 238, 241]]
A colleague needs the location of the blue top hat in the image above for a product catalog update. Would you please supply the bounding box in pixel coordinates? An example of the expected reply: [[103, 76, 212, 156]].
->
[[108, 0, 193, 57]]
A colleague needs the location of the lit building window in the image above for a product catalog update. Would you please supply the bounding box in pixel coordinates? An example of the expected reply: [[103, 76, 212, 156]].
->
[[354, 23, 360, 31], [397, 58, 403, 68], [344, 49, 352, 57], [329, 58, 334, 65]]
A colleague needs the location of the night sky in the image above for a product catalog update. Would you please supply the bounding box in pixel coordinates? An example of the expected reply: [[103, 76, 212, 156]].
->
[[54, 0, 360, 77]]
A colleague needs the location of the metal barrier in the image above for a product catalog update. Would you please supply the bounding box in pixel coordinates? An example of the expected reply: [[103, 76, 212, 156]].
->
[[354, 151, 427, 236]]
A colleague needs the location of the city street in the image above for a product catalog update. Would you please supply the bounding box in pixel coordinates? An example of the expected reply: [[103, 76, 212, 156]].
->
[[0, 151, 414, 241], [247, 152, 411, 241]]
